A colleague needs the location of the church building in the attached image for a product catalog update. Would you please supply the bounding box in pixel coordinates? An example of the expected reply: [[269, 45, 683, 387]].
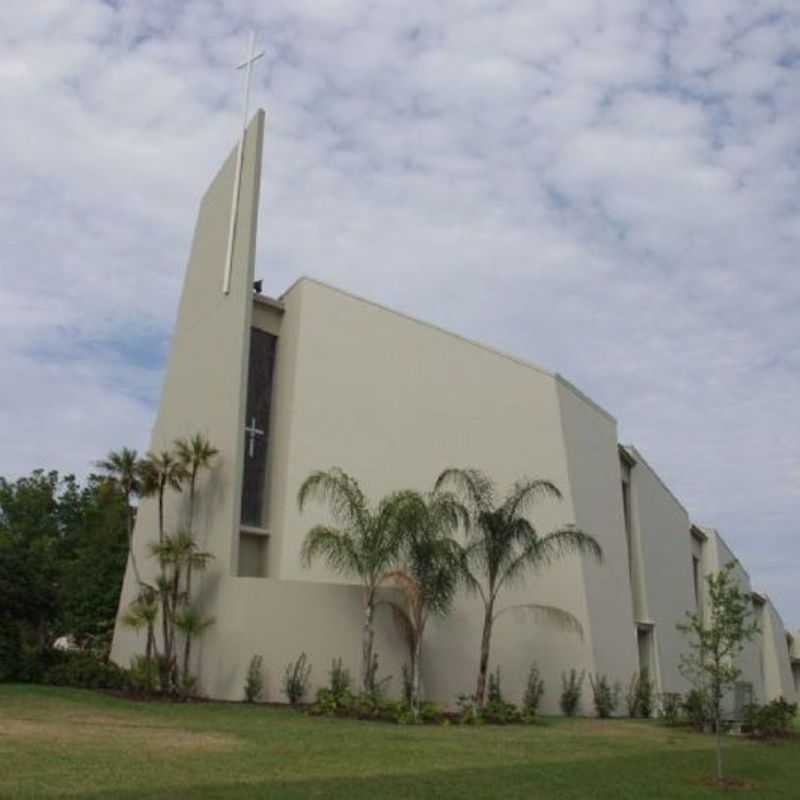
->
[[111, 110, 798, 712]]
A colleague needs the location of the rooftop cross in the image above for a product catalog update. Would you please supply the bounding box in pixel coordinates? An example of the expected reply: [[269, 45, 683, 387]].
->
[[222, 31, 265, 295]]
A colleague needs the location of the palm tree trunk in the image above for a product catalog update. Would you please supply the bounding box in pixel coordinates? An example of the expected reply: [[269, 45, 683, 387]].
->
[[476, 601, 494, 705], [183, 629, 192, 689], [126, 497, 142, 587], [412, 636, 422, 713], [362, 598, 374, 694]]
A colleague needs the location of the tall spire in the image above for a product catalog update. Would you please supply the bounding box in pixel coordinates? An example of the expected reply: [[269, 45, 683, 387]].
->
[[222, 31, 264, 295]]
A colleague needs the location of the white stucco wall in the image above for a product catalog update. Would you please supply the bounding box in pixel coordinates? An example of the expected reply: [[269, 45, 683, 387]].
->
[[624, 448, 694, 695]]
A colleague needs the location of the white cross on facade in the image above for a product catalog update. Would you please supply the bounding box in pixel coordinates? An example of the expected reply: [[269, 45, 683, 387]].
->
[[244, 416, 264, 458], [222, 31, 265, 295]]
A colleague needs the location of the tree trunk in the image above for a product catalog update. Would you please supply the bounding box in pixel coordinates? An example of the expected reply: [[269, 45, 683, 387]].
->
[[126, 499, 142, 587], [475, 602, 494, 705], [362, 600, 374, 694], [183, 628, 192, 690], [158, 483, 165, 544], [412, 636, 422, 714], [715, 712, 723, 781]]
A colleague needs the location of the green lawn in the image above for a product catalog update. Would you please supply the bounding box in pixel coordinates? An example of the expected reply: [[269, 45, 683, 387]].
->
[[1, 685, 798, 799]]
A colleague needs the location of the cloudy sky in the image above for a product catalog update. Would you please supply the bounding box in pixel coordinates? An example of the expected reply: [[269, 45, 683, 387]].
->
[[1, 1, 798, 625]]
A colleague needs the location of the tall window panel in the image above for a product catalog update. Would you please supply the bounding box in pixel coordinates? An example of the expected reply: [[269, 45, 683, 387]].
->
[[240, 328, 277, 528]]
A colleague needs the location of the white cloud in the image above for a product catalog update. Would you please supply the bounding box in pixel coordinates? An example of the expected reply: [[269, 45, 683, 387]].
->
[[1, 0, 798, 626]]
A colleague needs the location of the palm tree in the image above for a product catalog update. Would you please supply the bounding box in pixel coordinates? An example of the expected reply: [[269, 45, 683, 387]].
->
[[382, 490, 467, 711], [138, 449, 187, 688], [174, 434, 218, 539], [174, 434, 218, 605], [121, 587, 160, 690], [139, 449, 187, 545], [174, 607, 215, 691], [436, 468, 604, 705], [96, 447, 143, 586], [148, 531, 213, 689], [298, 468, 405, 694]]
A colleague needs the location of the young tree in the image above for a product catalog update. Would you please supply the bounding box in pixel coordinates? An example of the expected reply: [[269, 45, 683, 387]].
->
[[435, 467, 603, 705], [297, 468, 404, 694], [381, 490, 467, 711], [677, 562, 759, 783]]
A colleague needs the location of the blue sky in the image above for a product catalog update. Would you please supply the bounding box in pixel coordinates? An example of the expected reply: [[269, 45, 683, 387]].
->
[[1, 1, 798, 627]]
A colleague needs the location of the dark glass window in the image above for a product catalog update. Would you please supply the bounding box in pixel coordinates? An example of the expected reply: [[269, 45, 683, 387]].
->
[[240, 328, 277, 527]]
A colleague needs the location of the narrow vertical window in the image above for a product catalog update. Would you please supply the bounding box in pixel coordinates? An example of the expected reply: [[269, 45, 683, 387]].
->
[[240, 328, 277, 527]]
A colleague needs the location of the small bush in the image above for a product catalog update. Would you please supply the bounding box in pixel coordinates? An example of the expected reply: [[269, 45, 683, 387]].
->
[[44, 651, 126, 690], [282, 652, 311, 705], [560, 668, 585, 717], [660, 692, 682, 725], [682, 688, 709, 731], [636, 669, 654, 718], [456, 693, 479, 725], [589, 673, 620, 718], [328, 657, 351, 701], [481, 700, 523, 725], [488, 667, 504, 704], [244, 655, 264, 703], [625, 672, 640, 717], [523, 663, 545, 715], [744, 698, 797, 739]]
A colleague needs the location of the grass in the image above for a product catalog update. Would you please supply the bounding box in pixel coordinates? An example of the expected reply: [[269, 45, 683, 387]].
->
[[1, 685, 799, 799]]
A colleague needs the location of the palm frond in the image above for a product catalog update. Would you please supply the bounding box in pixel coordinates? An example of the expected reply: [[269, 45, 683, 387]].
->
[[300, 524, 362, 576], [434, 468, 495, 516], [501, 478, 562, 520], [297, 468, 368, 529], [493, 603, 584, 637], [536, 525, 603, 565]]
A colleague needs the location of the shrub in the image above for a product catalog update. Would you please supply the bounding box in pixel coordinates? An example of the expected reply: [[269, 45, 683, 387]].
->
[[328, 658, 351, 701], [660, 692, 682, 725], [456, 693, 479, 725], [282, 652, 311, 705], [560, 668, 585, 716], [636, 668, 654, 718], [244, 655, 264, 703], [481, 700, 523, 725], [0, 621, 21, 682], [523, 663, 545, 715], [589, 673, 621, 718], [682, 688, 709, 731], [625, 672, 640, 717], [744, 698, 797, 739], [488, 667, 504, 704], [44, 651, 126, 690]]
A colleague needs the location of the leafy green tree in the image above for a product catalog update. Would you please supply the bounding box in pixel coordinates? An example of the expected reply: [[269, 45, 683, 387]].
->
[[381, 490, 467, 711], [677, 562, 759, 783], [60, 476, 129, 648], [297, 468, 404, 694], [435, 468, 603, 705]]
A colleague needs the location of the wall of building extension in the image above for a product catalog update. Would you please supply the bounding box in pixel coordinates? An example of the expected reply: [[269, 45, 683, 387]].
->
[[264, 277, 622, 712], [623, 448, 695, 695], [555, 381, 639, 685], [111, 112, 266, 673], [757, 599, 797, 703]]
